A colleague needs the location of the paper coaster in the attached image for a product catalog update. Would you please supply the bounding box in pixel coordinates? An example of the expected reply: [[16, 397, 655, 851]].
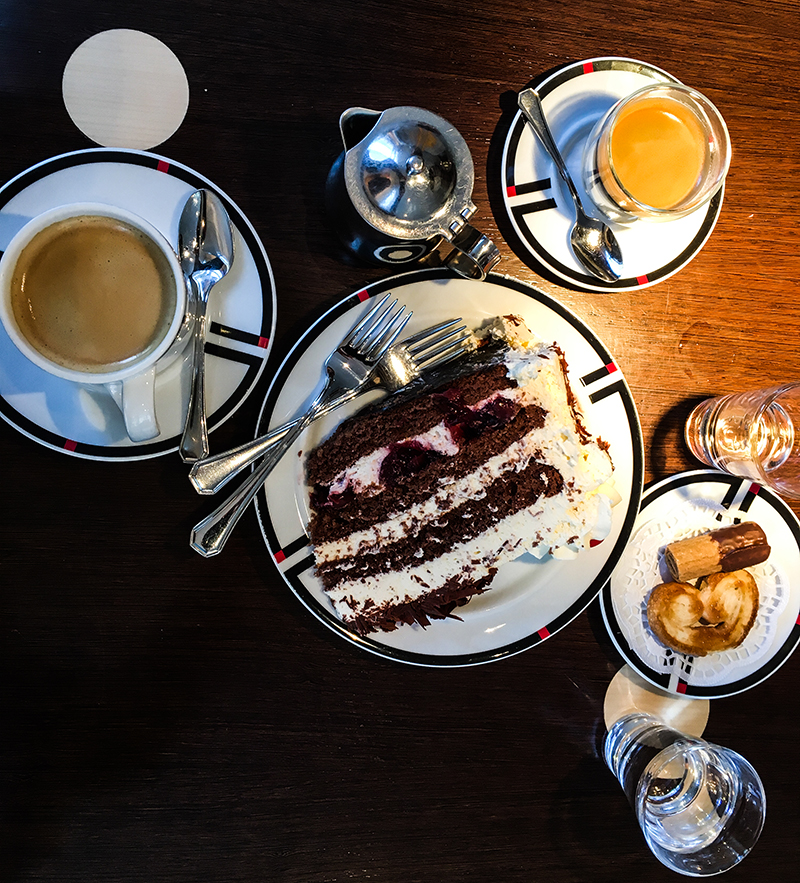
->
[[604, 665, 709, 736], [62, 29, 189, 149]]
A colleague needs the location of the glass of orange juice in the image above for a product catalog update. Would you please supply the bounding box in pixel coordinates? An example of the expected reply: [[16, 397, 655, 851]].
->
[[582, 83, 731, 223]]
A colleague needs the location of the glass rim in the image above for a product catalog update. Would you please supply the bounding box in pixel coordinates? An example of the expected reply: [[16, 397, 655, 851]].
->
[[601, 82, 732, 216]]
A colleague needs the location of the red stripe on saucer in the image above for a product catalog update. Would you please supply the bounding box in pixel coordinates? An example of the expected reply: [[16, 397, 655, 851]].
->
[[537, 626, 550, 639], [258, 336, 269, 349], [64, 439, 78, 452], [750, 483, 761, 495], [274, 550, 286, 564], [677, 682, 688, 694], [356, 290, 370, 302], [636, 274, 649, 285], [582, 61, 595, 74], [156, 160, 170, 173], [606, 362, 617, 373], [507, 185, 517, 197]]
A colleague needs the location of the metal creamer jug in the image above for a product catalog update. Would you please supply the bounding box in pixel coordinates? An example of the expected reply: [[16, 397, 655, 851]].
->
[[326, 105, 500, 279]]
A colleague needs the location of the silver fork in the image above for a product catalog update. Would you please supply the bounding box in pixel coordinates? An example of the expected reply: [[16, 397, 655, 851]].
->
[[190, 295, 411, 557], [188, 317, 471, 495]]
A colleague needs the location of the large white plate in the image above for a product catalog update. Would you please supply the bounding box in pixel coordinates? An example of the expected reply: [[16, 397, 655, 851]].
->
[[0, 148, 276, 460], [500, 57, 724, 292], [254, 269, 644, 666], [601, 470, 800, 698]]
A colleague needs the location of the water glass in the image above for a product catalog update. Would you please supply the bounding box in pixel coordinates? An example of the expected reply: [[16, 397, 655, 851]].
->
[[685, 383, 800, 499], [605, 712, 766, 876], [582, 83, 731, 224]]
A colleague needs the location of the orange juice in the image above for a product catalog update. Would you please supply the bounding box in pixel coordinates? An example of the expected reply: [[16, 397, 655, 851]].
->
[[599, 95, 708, 211]]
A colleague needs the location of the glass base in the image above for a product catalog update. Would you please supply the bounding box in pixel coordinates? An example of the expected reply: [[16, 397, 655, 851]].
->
[[605, 714, 766, 876]]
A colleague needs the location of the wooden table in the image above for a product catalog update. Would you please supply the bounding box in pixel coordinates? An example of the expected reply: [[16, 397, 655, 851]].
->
[[1, 1, 798, 880]]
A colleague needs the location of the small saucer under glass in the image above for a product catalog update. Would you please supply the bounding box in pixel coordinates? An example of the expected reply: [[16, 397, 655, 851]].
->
[[500, 56, 725, 292]]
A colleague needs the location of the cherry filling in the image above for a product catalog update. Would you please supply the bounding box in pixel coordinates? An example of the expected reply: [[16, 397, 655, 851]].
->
[[313, 392, 523, 504], [379, 440, 444, 488], [310, 484, 355, 510], [435, 392, 521, 442]]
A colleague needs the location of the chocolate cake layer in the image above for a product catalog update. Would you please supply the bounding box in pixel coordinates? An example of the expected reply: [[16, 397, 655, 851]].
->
[[309, 401, 547, 544], [306, 363, 515, 485], [346, 571, 498, 635], [316, 461, 563, 590]]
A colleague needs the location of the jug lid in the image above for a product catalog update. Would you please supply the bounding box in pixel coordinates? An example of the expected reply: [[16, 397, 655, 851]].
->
[[342, 106, 476, 240]]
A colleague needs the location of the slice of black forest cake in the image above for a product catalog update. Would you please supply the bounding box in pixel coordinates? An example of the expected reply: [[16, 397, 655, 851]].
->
[[305, 315, 617, 634]]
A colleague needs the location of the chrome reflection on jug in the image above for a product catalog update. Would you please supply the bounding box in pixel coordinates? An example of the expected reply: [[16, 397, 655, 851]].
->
[[326, 106, 500, 280]]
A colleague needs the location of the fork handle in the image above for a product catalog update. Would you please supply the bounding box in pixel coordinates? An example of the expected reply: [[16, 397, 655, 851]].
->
[[190, 382, 361, 557], [189, 384, 371, 495], [190, 406, 317, 557], [189, 427, 297, 495]]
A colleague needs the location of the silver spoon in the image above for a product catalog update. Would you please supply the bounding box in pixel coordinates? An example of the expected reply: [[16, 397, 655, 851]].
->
[[178, 189, 234, 462], [517, 87, 623, 283]]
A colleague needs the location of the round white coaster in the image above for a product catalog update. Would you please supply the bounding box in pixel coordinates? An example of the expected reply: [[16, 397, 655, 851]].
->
[[604, 664, 709, 737], [62, 29, 189, 149]]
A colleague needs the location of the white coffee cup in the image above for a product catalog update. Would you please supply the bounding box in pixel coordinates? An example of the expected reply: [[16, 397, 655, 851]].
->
[[0, 203, 187, 442]]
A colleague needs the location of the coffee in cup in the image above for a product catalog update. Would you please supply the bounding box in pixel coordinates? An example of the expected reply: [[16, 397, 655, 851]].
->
[[582, 83, 731, 223], [0, 203, 187, 442]]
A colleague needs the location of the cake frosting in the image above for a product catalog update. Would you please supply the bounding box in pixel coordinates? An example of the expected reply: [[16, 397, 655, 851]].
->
[[306, 315, 617, 634]]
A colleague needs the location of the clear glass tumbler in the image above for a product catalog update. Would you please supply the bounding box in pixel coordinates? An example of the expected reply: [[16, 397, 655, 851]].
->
[[605, 712, 766, 876], [685, 383, 800, 499], [581, 83, 731, 224]]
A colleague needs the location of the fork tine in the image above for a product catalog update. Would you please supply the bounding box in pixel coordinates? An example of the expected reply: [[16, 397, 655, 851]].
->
[[415, 341, 472, 373], [400, 318, 463, 349], [364, 308, 412, 362], [414, 330, 473, 367], [406, 323, 469, 358], [356, 299, 405, 352], [354, 299, 401, 351], [413, 328, 473, 364], [349, 297, 399, 350], [342, 293, 392, 348]]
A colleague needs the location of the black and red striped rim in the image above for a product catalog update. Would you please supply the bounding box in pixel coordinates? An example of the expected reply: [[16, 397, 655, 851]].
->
[[502, 57, 723, 290], [600, 470, 800, 697], [0, 149, 275, 459], [254, 268, 644, 666]]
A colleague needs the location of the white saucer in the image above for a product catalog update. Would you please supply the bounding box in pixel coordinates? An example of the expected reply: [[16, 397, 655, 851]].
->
[[601, 470, 800, 698], [501, 57, 724, 292], [0, 148, 276, 460]]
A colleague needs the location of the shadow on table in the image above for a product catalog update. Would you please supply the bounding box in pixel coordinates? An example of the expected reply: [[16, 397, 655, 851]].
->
[[647, 394, 710, 483]]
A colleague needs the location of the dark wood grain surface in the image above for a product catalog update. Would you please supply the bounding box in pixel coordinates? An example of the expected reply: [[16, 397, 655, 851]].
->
[[2, 1, 799, 880]]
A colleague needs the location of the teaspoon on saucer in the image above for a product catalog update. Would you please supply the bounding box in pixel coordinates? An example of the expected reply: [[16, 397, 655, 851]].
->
[[178, 189, 234, 462], [517, 87, 623, 283]]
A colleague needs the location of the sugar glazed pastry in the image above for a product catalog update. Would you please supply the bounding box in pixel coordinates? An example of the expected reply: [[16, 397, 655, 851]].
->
[[647, 570, 760, 656], [647, 522, 768, 656]]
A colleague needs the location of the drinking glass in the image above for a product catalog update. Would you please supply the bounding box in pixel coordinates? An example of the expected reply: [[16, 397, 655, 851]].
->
[[582, 83, 731, 224], [605, 712, 766, 876], [685, 383, 800, 499]]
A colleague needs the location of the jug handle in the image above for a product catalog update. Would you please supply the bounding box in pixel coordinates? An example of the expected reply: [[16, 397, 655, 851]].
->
[[444, 222, 501, 281]]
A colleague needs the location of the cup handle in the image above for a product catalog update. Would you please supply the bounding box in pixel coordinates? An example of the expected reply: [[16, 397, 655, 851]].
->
[[105, 367, 160, 442], [444, 222, 501, 280]]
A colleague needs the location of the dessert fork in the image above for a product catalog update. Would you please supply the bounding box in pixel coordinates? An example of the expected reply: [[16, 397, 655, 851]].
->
[[189, 317, 471, 495], [190, 294, 411, 557]]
